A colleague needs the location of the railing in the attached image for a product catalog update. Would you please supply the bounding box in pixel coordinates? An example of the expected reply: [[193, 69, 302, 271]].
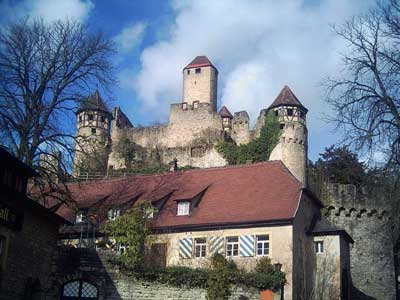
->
[[73, 170, 147, 181]]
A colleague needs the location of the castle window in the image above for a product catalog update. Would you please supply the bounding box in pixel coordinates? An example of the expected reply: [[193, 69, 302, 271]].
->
[[287, 108, 293, 116], [88, 114, 93, 121], [91, 128, 96, 134], [191, 146, 205, 157], [226, 236, 239, 257], [101, 116, 105, 123], [177, 201, 190, 216], [182, 102, 188, 110], [193, 101, 199, 109], [195, 68, 201, 74], [194, 238, 207, 258], [315, 241, 324, 253], [79, 116, 83, 123], [256, 235, 270, 256], [187, 69, 190, 75], [280, 124, 285, 129], [275, 110, 279, 116]]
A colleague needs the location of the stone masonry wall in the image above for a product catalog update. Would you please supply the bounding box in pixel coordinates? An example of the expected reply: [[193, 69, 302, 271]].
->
[[323, 183, 396, 300], [0, 209, 60, 300], [108, 102, 227, 170], [183, 66, 218, 111], [45, 248, 281, 300]]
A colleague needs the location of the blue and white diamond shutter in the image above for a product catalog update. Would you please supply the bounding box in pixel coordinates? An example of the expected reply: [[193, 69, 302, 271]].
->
[[239, 235, 255, 257], [179, 237, 193, 259], [209, 236, 224, 256]]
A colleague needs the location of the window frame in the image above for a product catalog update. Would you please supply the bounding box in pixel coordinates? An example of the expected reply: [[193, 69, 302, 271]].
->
[[315, 241, 324, 254], [177, 201, 190, 216], [91, 128, 96, 134], [226, 236, 239, 257], [75, 209, 88, 223], [195, 68, 201, 74], [194, 238, 207, 258], [88, 114, 94, 121], [107, 208, 120, 221], [256, 235, 270, 256]]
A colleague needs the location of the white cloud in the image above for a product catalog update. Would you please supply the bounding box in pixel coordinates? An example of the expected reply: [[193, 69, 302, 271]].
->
[[30, 0, 93, 22], [130, 0, 375, 129], [114, 22, 147, 55], [0, 0, 94, 24]]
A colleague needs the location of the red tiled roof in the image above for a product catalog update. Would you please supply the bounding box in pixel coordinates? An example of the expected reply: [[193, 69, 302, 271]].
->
[[219, 106, 233, 119], [184, 56, 215, 69], [268, 85, 307, 112], [54, 161, 304, 228]]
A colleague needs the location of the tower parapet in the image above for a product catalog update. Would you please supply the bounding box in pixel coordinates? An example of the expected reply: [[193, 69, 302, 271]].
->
[[182, 56, 218, 112], [74, 90, 112, 175], [267, 85, 308, 185]]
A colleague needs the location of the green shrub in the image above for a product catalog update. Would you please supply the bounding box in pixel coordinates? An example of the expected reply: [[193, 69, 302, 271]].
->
[[216, 111, 280, 165]]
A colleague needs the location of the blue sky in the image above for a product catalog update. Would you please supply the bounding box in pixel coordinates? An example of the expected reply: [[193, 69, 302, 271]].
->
[[0, 0, 375, 162]]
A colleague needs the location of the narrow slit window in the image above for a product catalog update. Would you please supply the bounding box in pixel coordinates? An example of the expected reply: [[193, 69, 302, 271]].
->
[[315, 241, 324, 253]]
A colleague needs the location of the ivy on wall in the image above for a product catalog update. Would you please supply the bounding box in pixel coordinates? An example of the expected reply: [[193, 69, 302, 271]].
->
[[103, 200, 155, 269], [216, 111, 281, 164]]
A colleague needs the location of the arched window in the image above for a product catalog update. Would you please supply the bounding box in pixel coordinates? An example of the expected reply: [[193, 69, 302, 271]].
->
[[61, 280, 98, 300]]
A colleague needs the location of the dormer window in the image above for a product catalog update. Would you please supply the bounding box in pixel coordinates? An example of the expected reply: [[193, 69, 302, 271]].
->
[[195, 68, 201, 74], [76, 209, 87, 223], [177, 201, 190, 216], [107, 208, 120, 220]]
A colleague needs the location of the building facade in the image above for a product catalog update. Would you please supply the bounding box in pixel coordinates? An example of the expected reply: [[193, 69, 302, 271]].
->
[[56, 161, 352, 300], [0, 147, 69, 300]]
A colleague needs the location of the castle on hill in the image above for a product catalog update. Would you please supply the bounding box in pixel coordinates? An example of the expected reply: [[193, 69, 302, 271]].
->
[[74, 56, 308, 184]]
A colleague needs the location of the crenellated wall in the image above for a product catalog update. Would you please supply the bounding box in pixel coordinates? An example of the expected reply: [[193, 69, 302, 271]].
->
[[322, 183, 396, 300]]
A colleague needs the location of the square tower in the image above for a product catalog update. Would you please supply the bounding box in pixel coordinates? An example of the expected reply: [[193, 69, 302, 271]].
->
[[182, 56, 218, 111]]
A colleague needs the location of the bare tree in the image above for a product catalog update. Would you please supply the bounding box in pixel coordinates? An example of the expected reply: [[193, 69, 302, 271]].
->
[[325, 2, 400, 297], [0, 18, 116, 203], [325, 0, 400, 167]]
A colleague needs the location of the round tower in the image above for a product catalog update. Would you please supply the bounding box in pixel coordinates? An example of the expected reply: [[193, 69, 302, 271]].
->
[[74, 90, 112, 176], [182, 56, 218, 111], [268, 85, 308, 185]]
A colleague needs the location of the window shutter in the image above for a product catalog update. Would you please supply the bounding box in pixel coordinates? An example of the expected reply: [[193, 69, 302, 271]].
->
[[239, 235, 255, 257], [179, 237, 193, 259], [208, 236, 224, 257]]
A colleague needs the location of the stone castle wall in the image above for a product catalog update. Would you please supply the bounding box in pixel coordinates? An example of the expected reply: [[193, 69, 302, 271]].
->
[[323, 183, 396, 300], [108, 102, 227, 169]]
